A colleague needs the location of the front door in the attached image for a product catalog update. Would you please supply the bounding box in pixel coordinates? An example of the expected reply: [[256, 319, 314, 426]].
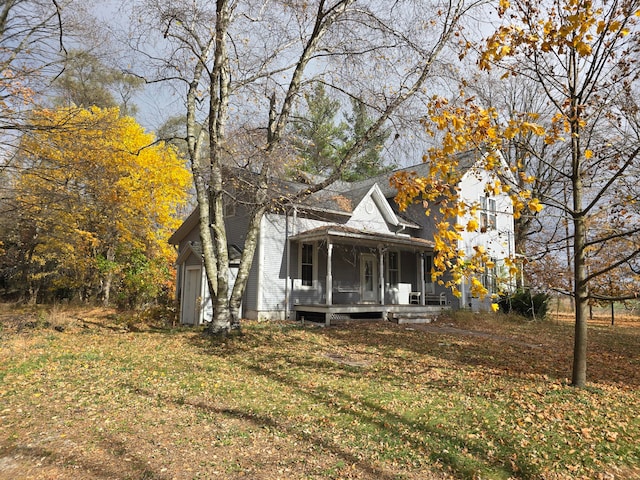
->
[[360, 253, 378, 303]]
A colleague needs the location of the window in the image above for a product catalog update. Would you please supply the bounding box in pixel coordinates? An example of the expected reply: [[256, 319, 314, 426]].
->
[[424, 254, 435, 294], [480, 196, 497, 231], [223, 198, 236, 217], [482, 258, 497, 293], [301, 243, 313, 287], [425, 255, 433, 280], [387, 251, 399, 286]]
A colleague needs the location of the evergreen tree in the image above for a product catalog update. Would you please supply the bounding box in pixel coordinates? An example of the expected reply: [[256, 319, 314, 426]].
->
[[341, 98, 393, 181], [290, 84, 393, 181], [290, 84, 346, 176]]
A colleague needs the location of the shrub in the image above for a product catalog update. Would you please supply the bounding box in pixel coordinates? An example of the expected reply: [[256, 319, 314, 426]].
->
[[498, 290, 549, 319]]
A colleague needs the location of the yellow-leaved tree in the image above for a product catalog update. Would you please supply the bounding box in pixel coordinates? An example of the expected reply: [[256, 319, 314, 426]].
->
[[10, 106, 190, 306], [391, 96, 544, 311], [478, 0, 640, 387], [400, 0, 640, 387]]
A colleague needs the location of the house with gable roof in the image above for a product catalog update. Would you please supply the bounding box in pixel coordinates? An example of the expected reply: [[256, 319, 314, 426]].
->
[[168, 152, 516, 325]]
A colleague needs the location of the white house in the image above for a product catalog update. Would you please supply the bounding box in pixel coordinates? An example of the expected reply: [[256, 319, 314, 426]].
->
[[169, 152, 516, 325]]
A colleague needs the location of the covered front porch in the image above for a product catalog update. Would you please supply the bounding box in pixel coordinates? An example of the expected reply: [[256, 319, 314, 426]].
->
[[288, 225, 451, 325]]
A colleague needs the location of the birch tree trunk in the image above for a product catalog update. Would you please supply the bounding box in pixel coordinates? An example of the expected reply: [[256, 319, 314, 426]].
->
[[132, 0, 475, 334]]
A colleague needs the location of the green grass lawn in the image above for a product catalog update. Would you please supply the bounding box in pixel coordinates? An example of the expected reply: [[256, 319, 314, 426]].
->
[[0, 305, 639, 479]]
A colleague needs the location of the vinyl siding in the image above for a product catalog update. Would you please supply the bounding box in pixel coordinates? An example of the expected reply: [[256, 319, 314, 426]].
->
[[225, 205, 257, 313], [346, 195, 393, 233], [257, 213, 288, 318]]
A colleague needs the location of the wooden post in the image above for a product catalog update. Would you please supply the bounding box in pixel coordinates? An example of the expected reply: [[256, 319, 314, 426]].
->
[[326, 242, 333, 306], [611, 301, 615, 326], [419, 253, 426, 306], [379, 249, 384, 305]]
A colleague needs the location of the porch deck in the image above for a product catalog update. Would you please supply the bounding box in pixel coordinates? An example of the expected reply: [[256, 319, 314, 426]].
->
[[293, 303, 450, 326]]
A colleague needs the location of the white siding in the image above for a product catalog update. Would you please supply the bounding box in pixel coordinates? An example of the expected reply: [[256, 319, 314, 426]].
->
[[457, 166, 516, 310], [254, 212, 343, 320], [346, 192, 395, 234], [458, 167, 514, 260], [257, 213, 288, 319]]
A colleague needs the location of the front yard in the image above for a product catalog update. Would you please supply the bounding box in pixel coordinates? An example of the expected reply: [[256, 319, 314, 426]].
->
[[1, 305, 639, 479]]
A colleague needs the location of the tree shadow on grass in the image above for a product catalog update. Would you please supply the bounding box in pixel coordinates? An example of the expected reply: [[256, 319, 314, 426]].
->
[[140, 334, 540, 479], [124, 384, 403, 480], [243, 361, 537, 479], [0, 437, 164, 480], [312, 321, 640, 388]]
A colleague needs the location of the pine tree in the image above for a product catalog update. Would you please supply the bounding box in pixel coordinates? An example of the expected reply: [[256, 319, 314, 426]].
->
[[340, 98, 392, 181], [290, 84, 346, 176]]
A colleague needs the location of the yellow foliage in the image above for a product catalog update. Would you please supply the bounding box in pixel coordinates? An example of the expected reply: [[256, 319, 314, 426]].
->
[[471, 277, 489, 297], [480, 0, 635, 78], [474, 245, 487, 255], [16, 106, 191, 297], [390, 93, 547, 303], [528, 199, 544, 213]]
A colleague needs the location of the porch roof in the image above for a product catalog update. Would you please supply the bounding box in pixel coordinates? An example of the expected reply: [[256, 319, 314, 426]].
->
[[290, 225, 434, 251]]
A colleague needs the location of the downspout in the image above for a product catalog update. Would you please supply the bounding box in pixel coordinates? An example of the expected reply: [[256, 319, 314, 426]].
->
[[255, 216, 263, 318], [285, 208, 290, 320], [378, 248, 384, 305]]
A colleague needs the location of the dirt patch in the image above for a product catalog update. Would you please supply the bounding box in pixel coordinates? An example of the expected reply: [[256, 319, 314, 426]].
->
[[409, 322, 544, 349], [323, 352, 371, 367]]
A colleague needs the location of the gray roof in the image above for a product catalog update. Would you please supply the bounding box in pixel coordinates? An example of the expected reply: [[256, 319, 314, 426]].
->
[[290, 225, 434, 249], [170, 151, 483, 241], [345, 150, 481, 197]]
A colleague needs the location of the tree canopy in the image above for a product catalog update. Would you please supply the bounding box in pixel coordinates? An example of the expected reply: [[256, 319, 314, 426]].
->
[[394, 0, 639, 387], [1, 106, 190, 305], [290, 84, 393, 181]]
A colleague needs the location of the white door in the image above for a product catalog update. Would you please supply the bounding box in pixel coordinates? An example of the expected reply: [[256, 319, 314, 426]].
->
[[361, 254, 378, 303], [182, 267, 202, 325]]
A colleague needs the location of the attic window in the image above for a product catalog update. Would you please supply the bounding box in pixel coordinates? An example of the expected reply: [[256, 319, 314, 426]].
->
[[228, 244, 243, 262], [480, 196, 497, 231]]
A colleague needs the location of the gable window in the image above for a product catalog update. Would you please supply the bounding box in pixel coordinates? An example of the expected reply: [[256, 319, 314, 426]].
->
[[301, 243, 314, 287], [387, 251, 399, 286], [480, 196, 497, 231], [224, 202, 236, 217]]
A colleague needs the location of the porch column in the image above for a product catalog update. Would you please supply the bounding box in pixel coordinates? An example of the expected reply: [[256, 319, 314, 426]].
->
[[419, 253, 426, 306], [378, 250, 384, 305], [326, 242, 333, 305]]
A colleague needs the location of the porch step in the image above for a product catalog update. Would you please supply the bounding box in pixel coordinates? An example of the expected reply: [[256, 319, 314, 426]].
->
[[388, 312, 438, 324]]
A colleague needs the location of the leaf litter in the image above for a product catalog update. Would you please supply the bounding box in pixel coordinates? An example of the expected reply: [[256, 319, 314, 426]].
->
[[0, 305, 638, 479]]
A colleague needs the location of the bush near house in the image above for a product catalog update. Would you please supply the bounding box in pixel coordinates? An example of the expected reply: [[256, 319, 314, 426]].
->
[[498, 289, 550, 319]]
